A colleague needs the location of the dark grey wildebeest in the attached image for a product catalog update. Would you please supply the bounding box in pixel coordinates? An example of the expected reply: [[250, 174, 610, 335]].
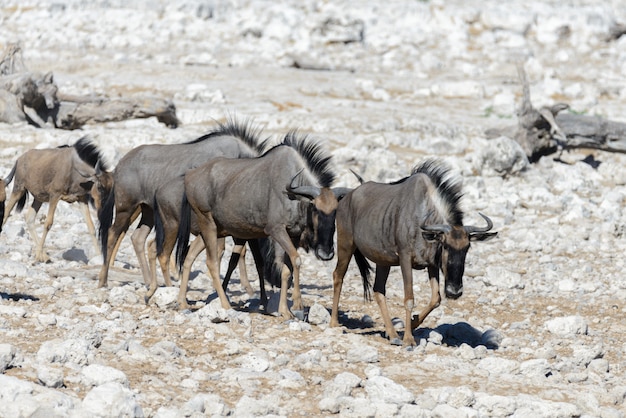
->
[[0, 137, 113, 262], [175, 132, 350, 318], [97, 118, 268, 289], [330, 159, 496, 346]]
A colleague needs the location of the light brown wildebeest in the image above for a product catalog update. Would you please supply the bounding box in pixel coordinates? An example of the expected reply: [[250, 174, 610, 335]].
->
[[330, 159, 496, 346], [0, 137, 113, 262]]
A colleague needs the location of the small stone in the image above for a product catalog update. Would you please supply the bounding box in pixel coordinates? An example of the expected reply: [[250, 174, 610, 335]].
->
[[37, 365, 65, 388], [545, 316, 588, 337], [307, 302, 331, 325], [347, 345, 378, 363]]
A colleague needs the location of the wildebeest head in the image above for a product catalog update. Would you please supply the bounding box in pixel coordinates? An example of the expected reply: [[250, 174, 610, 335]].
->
[[421, 213, 496, 299], [286, 172, 351, 261], [78, 160, 114, 215]]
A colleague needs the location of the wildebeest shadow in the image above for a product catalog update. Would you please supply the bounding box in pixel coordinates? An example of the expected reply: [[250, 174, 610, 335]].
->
[[414, 321, 501, 349], [62, 247, 89, 264], [0, 291, 39, 302], [334, 311, 376, 330], [336, 311, 500, 349]]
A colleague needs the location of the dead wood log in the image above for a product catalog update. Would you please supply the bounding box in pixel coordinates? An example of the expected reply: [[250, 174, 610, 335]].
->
[[486, 65, 626, 162], [52, 96, 180, 130], [0, 44, 179, 129]]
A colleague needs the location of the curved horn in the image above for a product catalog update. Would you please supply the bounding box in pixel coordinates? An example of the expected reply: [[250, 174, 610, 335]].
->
[[286, 169, 320, 199], [332, 187, 352, 199], [95, 160, 103, 176], [350, 169, 365, 185], [288, 185, 321, 199], [421, 224, 451, 234], [464, 213, 493, 234]]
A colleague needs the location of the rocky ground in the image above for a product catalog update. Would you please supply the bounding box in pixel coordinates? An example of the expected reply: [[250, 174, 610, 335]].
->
[[1, 0, 626, 417]]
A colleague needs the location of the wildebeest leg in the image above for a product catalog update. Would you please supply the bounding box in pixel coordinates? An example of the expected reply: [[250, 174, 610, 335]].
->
[[330, 225, 354, 328], [153, 234, 174, 287], [107, 207, 140, 269], [27, 199, 53, 263], [107, 231, 125, 268], [247, 239, 268, 309], [235, 243, 253, 296], [149, 204, 176, 301], [177, 235, 206, 310], [146, 238, 159, 302], [79, 201, 100, 256], [266, 225, 300, 318], [221, 239, 254, 297], [146, 234, 174, 302], [399, 253, 417, 346], [130, 206, 154, 286], [2, 188, 26, 225], [411, 265, 441, 330], [197, 214, 231, 310], [372, 265, 403, 345], [98, 206, 137, 288], [221, 243, 240, 291]]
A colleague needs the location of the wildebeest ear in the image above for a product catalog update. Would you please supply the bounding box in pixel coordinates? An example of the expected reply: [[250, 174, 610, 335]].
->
[[470, 231, 498, 242], [79, 180, 95, 191]]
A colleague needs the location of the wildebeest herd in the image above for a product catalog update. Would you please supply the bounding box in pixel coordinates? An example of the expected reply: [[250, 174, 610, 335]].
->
[[0, 117, 496, 346]]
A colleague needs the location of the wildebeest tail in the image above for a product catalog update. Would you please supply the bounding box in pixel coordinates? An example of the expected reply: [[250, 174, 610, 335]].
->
[[3, 162, 16, 185], [0, 163, 18, 235], [98, 184, 115, 260], [354, 248, 372, 301], [15, 193, 27, 213], [0, 179, 5, 234], [154, 196, 164, 256], [175, 191, 192, 272], [260, 237, 283, 288]]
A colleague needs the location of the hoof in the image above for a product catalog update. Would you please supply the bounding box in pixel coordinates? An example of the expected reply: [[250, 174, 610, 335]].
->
[[390, 338, 403, 346], [292, 309, 305, 321], [279, 310, 294, 320], [177, 302, 190, 311]]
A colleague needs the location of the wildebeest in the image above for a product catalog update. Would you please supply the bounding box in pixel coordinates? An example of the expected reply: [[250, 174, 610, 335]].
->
[[330, 159, 496, 346], [97, 118, 268, 289], [149, 171, 269, 308], [175, 132, 350, 318], [0, 137, 112, 262]]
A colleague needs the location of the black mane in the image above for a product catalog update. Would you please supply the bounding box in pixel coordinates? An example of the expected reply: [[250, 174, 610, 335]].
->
[[72, 137, 110, 171], [185, 117, 268, 154], [412, 159, 464, 225], [263, 130, 335, 187]]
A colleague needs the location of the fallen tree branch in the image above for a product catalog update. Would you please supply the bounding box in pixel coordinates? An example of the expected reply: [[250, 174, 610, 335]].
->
[[486, 64, 626, 162], [52, 96, 180, 129]]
